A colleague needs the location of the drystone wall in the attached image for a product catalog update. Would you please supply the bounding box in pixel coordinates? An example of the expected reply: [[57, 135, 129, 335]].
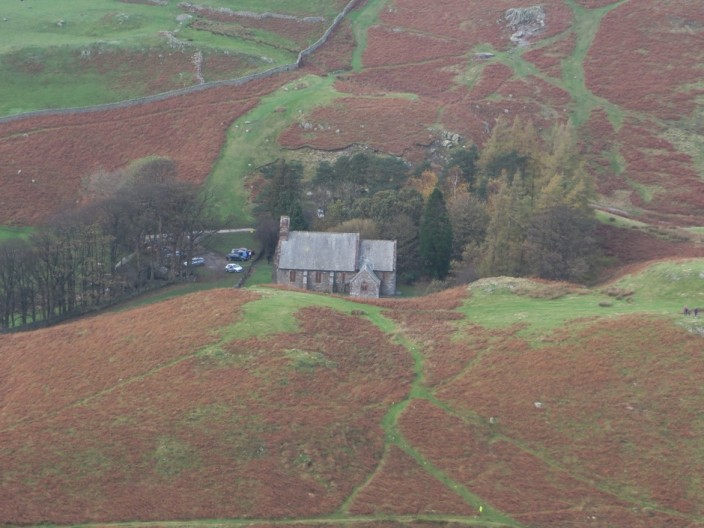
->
[[0, 0, 359, 124]]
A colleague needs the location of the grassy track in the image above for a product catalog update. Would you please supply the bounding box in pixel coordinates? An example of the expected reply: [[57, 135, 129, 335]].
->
[[484, 0, 626, 131], [348, 0, 388, 71], [561, 0, 628, 128], [379, 342, 521, 527], [336, 305, 523, 526], [206, 74, 340, 225]]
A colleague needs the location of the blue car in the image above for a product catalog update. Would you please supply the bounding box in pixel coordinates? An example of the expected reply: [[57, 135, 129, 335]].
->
[[226, 248, 251, 261]]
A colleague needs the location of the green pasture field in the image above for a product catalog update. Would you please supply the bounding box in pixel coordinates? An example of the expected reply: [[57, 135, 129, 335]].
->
[[201, 230, 256, 255], [176, 0, 346, 17], [246, 260, 274, 286], [0, 0, 340, 53], [0, 1, 173, 53], [461, 259, 704, 339], [230, 286, 379, 338], [0, 0, 337, 116]]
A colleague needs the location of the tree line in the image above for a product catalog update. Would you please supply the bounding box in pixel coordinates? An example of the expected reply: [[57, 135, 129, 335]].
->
[[255, 117, 600, 286], [0, 160, 214, 331], [1, 118, 599, 328]]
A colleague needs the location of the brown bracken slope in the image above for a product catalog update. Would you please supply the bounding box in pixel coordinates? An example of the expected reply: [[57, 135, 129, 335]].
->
[[2, 284, 704, 527]]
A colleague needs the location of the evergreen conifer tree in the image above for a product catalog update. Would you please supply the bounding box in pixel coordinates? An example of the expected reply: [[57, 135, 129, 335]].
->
[[263, 159, 307, 229], [419, 187, 453, 279]]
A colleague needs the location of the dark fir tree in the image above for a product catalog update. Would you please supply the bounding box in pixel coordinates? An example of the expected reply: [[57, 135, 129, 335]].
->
[[261, 159, 306, 228], [312, 160, 335, 189], [382, 212, 421, 283], [419, 187, 453, 280], [289, 202, 308, 231]]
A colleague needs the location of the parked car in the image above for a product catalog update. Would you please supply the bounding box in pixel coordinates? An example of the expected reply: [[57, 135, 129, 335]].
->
[[225, 263, 243, 273], [226, 248, 251, 261], [183, 256, 205, 267]]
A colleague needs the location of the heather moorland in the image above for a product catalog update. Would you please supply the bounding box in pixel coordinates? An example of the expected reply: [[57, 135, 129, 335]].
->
[[2, 1, 704, 526], [3, 260, 704, 526]]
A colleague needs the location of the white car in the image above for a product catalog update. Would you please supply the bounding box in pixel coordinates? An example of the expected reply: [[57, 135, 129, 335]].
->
[[183, 256, 205, 267], [225, 263, 243, 273]]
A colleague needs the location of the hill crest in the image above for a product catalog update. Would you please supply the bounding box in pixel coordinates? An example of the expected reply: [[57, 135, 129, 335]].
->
[[3, 261, 704, 526]]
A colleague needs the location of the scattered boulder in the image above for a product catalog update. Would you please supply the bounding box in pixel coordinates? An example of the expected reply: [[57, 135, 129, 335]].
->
[[506, 6, 545, 28], [505, 6, 546, 46], [437, 129, 463, 148], [475, 52, 495, 60]]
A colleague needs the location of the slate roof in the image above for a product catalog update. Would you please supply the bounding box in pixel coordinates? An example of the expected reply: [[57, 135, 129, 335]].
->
[[278, 231, 359, 271], [359, 239, 396, 271], [352, 261, 381, 285]]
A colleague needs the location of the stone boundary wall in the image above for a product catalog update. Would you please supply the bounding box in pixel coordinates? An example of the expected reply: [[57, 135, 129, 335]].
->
[[0, 0, 360, 125]]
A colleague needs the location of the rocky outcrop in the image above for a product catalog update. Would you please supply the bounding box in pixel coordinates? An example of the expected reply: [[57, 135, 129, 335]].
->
[[505, 6, 546, 46]]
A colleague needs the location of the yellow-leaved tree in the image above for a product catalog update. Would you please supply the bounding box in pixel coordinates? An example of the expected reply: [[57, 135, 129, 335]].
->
[[475, 118, 599, 282]]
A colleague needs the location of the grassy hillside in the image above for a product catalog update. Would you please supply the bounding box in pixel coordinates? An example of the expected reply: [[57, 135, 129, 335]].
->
[[2, 260, 704, 527]]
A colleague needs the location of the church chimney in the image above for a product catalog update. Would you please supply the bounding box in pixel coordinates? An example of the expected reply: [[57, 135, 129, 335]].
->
[[279, 215, 290, 242], [274, 215, 290, 268]]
